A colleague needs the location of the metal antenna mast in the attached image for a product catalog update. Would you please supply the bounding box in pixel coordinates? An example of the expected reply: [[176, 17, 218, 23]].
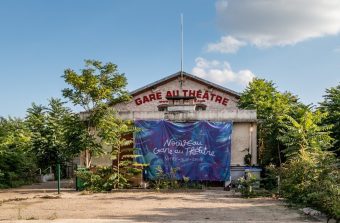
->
[[180, 13, 184, 86]]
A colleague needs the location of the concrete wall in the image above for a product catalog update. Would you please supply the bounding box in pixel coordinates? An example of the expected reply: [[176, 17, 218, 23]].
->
[[91, 145, 112, 166], [89, 110, 257, 167], [116, 109, 256, 122], [231, 122, 257, 166]]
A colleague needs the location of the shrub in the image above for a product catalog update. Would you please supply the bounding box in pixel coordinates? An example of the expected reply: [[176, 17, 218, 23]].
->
[[76, 166, 129, 192], [261, 164, 279, 191], [151, 166, 179, 190], [280, 150, 339, 220], [0, 151, 37, 188], [149, 166, 204, 190], [235, 173, 259, 198]]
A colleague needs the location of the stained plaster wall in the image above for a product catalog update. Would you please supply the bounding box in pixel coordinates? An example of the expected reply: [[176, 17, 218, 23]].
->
[[88, 75, 258, 172], [113, 76, 239, 112]]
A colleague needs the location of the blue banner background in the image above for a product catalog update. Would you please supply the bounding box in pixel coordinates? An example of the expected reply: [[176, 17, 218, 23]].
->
[[135, 120, 232, 181]]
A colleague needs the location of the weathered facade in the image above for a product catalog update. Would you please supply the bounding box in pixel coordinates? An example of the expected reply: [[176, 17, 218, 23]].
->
[[91, 71, 257, 180]]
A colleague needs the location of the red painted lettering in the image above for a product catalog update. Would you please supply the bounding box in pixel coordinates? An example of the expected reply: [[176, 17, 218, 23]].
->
[[182, 89, 188, 96], [166, 91, 172, 97], [189, 90, 196, 97], [143, 95, 150, 103], [215, 95, 222, 103], [210, 93, 216, 101], [149, 93, 156, 101], [222, 98, 229, 106], [156, 92, 162, 100], [135, 98, 142, 105], [202, 91, 209, 100], [196, 90, 202, 98], [172, 90, 177, 96], [176, 90, 179, 96]]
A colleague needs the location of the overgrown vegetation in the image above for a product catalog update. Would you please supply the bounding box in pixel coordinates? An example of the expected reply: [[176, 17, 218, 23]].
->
[[238, 78, 307, 166], [239, 80, 340, 220], [75, 166, 129, 191], [26, 98, 87, 171], [75, 109, 145, 191], [0, 59, 131, 188], [319, 84, 340, 156], [0, 118, 36, 188], [280, 150, 339, 219], [97, 109, 144, 184], [235, 173, 259, 198], [0, 59, 338, 221], [62, 59, 131, 168], [148, 166, 204, 190], [277, 111, 339, 220]]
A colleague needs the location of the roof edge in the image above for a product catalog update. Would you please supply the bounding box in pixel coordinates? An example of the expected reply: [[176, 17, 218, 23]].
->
[[130, 71, 241, 98]]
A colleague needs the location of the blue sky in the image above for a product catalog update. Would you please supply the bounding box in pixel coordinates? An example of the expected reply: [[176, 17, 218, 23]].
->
[[1, 0, 339, 117]]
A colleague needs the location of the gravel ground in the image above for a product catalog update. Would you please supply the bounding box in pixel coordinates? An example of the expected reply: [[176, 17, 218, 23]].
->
[[0, 181, 323, 223]]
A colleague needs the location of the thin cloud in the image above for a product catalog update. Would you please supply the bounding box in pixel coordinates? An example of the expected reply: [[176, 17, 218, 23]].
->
[[209, 0, 340, 53], [207, 36, 246, 53], [192, 57, 255, 86]]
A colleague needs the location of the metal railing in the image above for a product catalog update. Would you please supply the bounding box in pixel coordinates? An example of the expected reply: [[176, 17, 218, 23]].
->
[[35, 166, 52, 175]]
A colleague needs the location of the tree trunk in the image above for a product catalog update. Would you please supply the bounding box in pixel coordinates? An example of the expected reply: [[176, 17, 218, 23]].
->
[[85, 122, 94, 168], [277, 143, 282, 166], [85, 149, 91, 168], [117, 145, 120, 183]]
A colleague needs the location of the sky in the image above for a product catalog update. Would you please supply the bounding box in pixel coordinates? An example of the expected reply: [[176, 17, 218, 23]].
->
[[0, 0, 339, 118]]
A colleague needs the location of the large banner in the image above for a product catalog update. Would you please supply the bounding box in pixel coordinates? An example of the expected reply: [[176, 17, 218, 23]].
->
[[135, 120, 232, 181]]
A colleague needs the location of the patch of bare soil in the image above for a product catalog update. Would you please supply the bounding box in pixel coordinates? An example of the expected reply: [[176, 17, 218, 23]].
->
[[0, 188, 321, 222]]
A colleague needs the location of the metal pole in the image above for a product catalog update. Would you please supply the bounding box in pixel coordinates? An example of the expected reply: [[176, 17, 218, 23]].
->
[[57, 164, 60, 194], [180, 13, 183, 74]]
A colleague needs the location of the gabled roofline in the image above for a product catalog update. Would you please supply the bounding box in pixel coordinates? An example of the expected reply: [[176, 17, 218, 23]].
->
[[130, 71, 241, 98]]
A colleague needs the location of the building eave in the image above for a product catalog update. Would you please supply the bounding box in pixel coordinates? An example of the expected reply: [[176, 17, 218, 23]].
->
[[130, 71, 241, 98]]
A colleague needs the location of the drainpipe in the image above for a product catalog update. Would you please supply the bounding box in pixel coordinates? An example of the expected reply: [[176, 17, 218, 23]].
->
[[249, 123, 253, 165]]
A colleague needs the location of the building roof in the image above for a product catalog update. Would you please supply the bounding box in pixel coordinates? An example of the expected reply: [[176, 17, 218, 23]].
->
[[130, 71, 241, 98]]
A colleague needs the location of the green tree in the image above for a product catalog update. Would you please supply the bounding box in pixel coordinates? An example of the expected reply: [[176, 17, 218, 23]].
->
[[280, 149, 339, 219], [0, 117, 31, 154], [238, 78, 305, 165], [63, 112, 98, 162], [278, 110, 334, 158], [62, 60, 131, 167], [97, 109, 141, 188], [26, 98, 85, 170], [278, 110, 339, 220], [0, 117, 36, 188], [319, 83, 340, 155], [278, 110, 340, 218]]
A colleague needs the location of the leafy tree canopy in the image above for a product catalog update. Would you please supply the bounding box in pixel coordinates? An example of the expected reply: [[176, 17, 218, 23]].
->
[[319, 83, 340, 155], [26, 98, 87, 168], [278, 110, 334, 159], [238, 78, 306, 165], [62, 59, 131, 113], [0, 117, 36, 188], [62, 60, 131, 167], [0, 117, 31, 154]]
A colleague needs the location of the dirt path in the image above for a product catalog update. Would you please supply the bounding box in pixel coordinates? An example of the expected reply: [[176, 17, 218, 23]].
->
[[0, 182, 323, 223]]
